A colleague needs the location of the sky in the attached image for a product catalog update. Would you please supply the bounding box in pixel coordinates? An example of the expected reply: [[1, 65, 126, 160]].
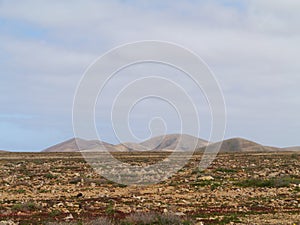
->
[[0, 0, 300, 151]]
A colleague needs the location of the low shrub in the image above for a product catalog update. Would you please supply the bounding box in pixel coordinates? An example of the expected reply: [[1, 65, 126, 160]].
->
[[236, 176, 300, 188]]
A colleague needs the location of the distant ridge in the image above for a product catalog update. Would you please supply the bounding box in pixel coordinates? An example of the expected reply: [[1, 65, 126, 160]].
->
[[42, 134, 208, 152], [41, 135, 299, 153], [283, 146, 300, 151], [43, 138, 116, 152], [140, 134, 208, 151], [0, 150, 9, 153], [114, 142, 149, 151], [199, 138, 280, 152]]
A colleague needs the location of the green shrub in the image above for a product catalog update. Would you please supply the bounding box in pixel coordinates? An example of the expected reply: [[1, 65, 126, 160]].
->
[[219, 214, 241, 224], [236, 176, 300, 188], [215, 168, 237, 173], [105, 201, 115, 215], [45, 173, 57, 179], [12, 202, 39, 211], [49, 209, 62, 217], [15, 189, 26, 194]]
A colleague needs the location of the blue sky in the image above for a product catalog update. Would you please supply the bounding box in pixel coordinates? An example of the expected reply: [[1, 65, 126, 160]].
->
[[0, 0, 300, 151]]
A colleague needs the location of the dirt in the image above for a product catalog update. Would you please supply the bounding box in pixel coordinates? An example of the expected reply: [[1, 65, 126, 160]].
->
[[0, 152, 299, 224]]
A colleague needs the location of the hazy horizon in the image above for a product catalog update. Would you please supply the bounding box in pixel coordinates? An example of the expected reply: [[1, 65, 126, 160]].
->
[[3, 133, 299, 152]]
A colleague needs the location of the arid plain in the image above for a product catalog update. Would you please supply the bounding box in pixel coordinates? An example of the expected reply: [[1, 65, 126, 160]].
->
[[0, 149, 300, 225]]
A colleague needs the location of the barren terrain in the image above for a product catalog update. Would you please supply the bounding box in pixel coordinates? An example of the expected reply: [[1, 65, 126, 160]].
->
[[0, 152, 300, 224]]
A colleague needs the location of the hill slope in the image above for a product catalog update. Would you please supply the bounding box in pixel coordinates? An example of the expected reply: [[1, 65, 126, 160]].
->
[[114, 142, 149, 151], [140, 134, 208, 151], [42, 136, 294, 153], [282, 146, 300, 151], [42, 134, 208, 152], [0, 150, 9, 153], [43, 138, 116, 152], [199, 138, 280, 152]]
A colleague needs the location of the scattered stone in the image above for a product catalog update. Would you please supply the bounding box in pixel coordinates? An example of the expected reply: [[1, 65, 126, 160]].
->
[[268, 172, 280, 178], [0, 221, 18, 225], [195, 222, 204, 225], [199, 176, 214, 181], [76, 193, 83, 198], [1, 152, 299, 224], [175, 212, 185, 216], [64, 213, 74, 221]]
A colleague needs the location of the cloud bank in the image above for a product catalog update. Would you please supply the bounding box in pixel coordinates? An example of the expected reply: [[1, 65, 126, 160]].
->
[[0, 0, 299, 150]]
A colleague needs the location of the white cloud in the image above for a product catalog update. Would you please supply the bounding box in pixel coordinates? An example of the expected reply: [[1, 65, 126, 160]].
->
[[0, 0, 299, 149]]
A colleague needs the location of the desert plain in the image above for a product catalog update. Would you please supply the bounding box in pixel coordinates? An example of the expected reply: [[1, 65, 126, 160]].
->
[[0, 151, 300, 225]]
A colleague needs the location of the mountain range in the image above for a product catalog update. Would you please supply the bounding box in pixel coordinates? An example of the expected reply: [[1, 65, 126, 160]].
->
[[43, 134, 208, 152], [41, 134, 298, 153]]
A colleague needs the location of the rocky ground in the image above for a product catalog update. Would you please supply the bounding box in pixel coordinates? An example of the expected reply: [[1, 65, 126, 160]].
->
[[0, 152, 300, 224]]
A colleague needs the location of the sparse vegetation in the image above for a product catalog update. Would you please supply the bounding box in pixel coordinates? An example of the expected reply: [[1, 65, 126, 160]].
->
[[49, 209, 62, 217], [124, 212, 183, 225], [219, 214, 241, 224], [12, 201, 39, 211], [236, 176, 300, 188], [45, 173, 57, 179], [0, 151, 300, 224], [215, 168, 237, 173], [46, 213, 190, 225], [14, 189, 26, 194], [105, 201, 116, 215]]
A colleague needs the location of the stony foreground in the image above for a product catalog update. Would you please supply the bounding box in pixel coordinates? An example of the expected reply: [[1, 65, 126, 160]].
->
[[0, 152, 300, 224]]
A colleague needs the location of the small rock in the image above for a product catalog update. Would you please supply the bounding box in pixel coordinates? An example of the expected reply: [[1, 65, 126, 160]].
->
[[195, 222, 204, 225], [64, 214, 73, 221], [76, 193, 83, 198], [0, 221, 18, 225], [56, 202, 64, 207], [199, 176, 214, 181], [268, 172, 279, 178], [258, 172, 266, 177], [175, 212, 186, 216]]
